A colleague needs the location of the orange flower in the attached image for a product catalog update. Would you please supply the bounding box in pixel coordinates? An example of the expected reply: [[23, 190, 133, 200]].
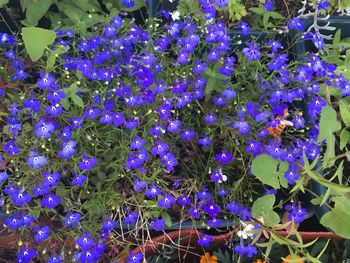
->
[[200, 252, 218, 263], [283, 254, 304, 263], [253, 259, 266, 263]]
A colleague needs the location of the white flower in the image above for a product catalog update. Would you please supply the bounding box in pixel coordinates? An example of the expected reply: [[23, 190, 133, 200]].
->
[[237, 221, 255, 239], [171, 11, 180, 21]]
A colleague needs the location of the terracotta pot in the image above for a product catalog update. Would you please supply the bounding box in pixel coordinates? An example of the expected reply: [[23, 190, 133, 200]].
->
[[117, 228, 341, 263]]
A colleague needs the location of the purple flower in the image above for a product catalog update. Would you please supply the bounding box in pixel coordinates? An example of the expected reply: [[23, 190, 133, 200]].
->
[[72, 174, 86, 186], [34, 225, 50, 243], [4, 140, 19, 155], [35, 119, 55, 138], [207, 218, 222, 228], [285, 203, 308, 223], [264, 0, 274, 11], [150, 218, 166, 231], [233, 119, 251, 135], [48, 253, 62, 263], [37, 72, 56, 90], [198, 135, 212, 147], [122, 0, 135, 8], [151, 141, 169, 156], [285, 164, 300, 185], [127, 252, 143, 263], [58, 140, 76, 159], [78, 154, 97, 171], [167, 119, 181, 133], [17, 246, 37, 263], [203, 201, 221, 217], [124, 211, 138, 225], [160, 152, 178, 172], [204, 112, 217, 125], [28, 151, 47, 169], [11, 191, 32, 207], [158, 194, 175, 209], [41, 194, 61, 209], [234, 243, 257, 257], [317, 0, 330, 11], [64, 211, 81, 227], [267, 40, 282, 53], [236, 21, 250, 35], [0, 171, 8, 184], [177, 195, 192, 207], [76, 232, 94, 251], [215, 150, 233, 165], [23, 94, 41, 112], [288, 18, 304, 31], [102, 215, 116, 233], [210, 168, 227, 183], [246, 140, 263, 157], [145, 184, 161, 199], [197, 234, 213, 247], [242, 42, 261, 62], [196, 188, 212, 201], [133, 178, 147, 192], [130, 136, 146, 150], [42, 172, 60, 188]]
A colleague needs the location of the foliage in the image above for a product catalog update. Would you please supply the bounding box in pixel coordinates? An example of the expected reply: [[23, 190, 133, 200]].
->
[[0, 1, 350, 263]]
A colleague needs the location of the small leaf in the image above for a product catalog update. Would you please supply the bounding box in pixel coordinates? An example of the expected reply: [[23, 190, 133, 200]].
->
[[250, 7, 265, 15], [320, 196, 350, 238], [268, 11, 283, 19], [251, 154, 289, 189], [339, 99, 350, 127], [0, 0, 9, 7], [70, 94, 84, 108], [252, 195, 280, 227], [22, 27, 56, 62], [205, 77, 217, 95], [161, 212, 172, 227], [333, 29, 341, 45], [317, 105, 341, 143], [323, 134, 336, 168], [339, 129, 350, 150]]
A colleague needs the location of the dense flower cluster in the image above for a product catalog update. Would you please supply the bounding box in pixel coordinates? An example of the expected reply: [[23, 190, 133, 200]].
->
[[0, 0, 345, 261]]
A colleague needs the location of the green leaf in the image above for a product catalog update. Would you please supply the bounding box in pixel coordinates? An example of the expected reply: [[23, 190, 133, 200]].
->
[[252, 195, 280, 227], [317, 105, 341, 143], [333, 29, 341, 45], [21, 0, 53, 26], [161, 212, 172, 227], [0, 0, 9, 7], [251, 154, 289, 189], [22, 27, 56, 62], [120, 0, 146, 12], [339, 99, 350, 127], [205, 77, 217, 95], [323, 134, 336, 168], [268, 11, 284, 19], [249, 7, 265, 15], [340, 128, 350, 150], [70, 94, 84, 108], [46, 46, 68, 70], [320, 196, 350, 238]]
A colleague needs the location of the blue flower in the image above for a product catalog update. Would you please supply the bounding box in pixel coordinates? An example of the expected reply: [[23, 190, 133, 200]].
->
[[102, 215, 116, 233], [34, 119, 55, 138], [235, 21, 250, 35], [11, 191, 32, 207], [127, 252, 143, 263], [28, 151, 47, 169], [23, 94, 41, 112], [0, 171, 8, 184], [124, 211, 138, 225], [4, 140, 19, 155], [34, 225, 50, 243], [121, 0, 135, 8], [78, 154, 97, 171], [48, 253, 62, 263], [288, 18, 304, 31], [42, 172, 61, 188], [58, 140, 77, 159], [150, 218, 166, 231], [41, 194, 61, 209], [158, 194, 175, 209], [72, 174, 86, 186], [17, 246, 36, 263], [242, 42, 261, 62], [197, 233, 213, 247], [76, 232, 94, 251], [64, 211, 81, 227], [214, 150, 233, 165]]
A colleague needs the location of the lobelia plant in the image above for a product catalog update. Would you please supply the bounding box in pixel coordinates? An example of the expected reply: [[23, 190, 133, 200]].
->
[[0, 0, 349, 262]]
